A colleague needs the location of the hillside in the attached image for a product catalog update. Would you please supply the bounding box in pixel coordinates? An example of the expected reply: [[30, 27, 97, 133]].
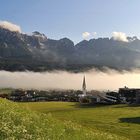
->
[[1, 27, 140, 72], [0, 98, 127, 140]]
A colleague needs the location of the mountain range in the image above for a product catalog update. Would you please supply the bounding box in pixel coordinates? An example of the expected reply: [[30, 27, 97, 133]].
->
[[0, 27, 140, 72]]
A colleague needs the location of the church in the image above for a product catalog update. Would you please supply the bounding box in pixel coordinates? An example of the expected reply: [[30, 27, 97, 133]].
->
[[79, 76, 118, 104], [79, 76, 101, 104]]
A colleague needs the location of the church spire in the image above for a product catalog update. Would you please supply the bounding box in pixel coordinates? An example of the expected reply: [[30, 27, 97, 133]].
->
[[82, 76, 86, 95]]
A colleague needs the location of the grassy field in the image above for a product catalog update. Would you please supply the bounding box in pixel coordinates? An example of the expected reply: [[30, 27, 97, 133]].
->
[[0, 99, 127, 140], [22, 102, 140, 140], [0, 88, 13, 94]]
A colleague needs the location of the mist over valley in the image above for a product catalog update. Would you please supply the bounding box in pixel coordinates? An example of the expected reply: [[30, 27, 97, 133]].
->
[[1, 69, 140, 90]]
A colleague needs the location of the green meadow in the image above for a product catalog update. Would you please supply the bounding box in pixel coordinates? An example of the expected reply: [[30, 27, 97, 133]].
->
[[0, 98, 140, 140], [23, 102, 140, 140], [0, 88, 13, 94]]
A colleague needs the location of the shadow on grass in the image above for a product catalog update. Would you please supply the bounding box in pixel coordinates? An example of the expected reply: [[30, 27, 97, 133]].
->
[[114, 104, 140, 108], [120, 117, 140, 124]]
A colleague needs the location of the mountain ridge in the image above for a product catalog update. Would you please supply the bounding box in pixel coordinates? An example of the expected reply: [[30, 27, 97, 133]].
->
[[0, 27, 140, 72]]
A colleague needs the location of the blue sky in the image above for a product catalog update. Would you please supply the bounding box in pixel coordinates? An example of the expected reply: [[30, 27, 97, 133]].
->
[[0, 0, 140, 43]]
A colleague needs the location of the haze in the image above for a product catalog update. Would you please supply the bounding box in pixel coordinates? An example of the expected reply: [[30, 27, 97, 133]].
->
[[0, 70, 140, 91]]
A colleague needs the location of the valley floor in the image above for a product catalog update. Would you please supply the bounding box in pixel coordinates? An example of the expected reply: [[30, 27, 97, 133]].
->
[[22, 102, 140, 140]]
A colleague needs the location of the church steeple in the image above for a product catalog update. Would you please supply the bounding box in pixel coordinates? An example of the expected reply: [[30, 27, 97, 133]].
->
[[82, 76, 86, 95]]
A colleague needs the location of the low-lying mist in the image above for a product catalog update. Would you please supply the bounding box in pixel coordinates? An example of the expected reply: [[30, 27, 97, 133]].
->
[[1, 69, 140, 91]]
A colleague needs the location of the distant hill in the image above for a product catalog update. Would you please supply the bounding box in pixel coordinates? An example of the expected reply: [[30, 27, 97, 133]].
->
[[0, 27, 140, 72]]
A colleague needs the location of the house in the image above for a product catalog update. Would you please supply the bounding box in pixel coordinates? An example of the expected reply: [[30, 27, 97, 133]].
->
[[119, 87, 140, 104]]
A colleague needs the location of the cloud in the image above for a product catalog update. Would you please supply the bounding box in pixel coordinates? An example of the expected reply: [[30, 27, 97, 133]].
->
[[82, 32, 97, 40], [93, 32, 97, 36], [112, 32, 128, 42], [0, 21, 21, 33], [82, 32, 91, 39]]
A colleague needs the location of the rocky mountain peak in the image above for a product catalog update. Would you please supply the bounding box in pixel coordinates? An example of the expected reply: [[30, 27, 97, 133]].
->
[[32, 31, 47, 40]]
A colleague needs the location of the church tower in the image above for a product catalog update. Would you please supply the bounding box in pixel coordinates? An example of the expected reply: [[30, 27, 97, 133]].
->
[[82, 76, 86, 96]]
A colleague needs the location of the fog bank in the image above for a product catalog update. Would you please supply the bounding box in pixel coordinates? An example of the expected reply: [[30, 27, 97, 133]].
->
[[0, 70, 140, 91]]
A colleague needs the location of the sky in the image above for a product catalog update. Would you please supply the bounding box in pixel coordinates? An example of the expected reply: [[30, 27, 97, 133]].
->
[[0, 0, 140, 43]]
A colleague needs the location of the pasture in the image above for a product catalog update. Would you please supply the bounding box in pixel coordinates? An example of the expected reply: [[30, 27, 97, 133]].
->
[[0, 99, 126, 140], [22, 102, 140, 140]]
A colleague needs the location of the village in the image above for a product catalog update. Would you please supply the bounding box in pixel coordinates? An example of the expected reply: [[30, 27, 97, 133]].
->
[[0, 76, 140, 105]]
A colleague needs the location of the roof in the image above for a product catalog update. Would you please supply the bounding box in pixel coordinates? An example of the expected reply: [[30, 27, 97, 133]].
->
[[119, 88, 140, 91]]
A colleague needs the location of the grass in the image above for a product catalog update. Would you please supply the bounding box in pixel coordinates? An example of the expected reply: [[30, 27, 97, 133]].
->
[[22, 102, 140, 140], [0, 98, 126, 140], [0, 88, 13, 94]]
